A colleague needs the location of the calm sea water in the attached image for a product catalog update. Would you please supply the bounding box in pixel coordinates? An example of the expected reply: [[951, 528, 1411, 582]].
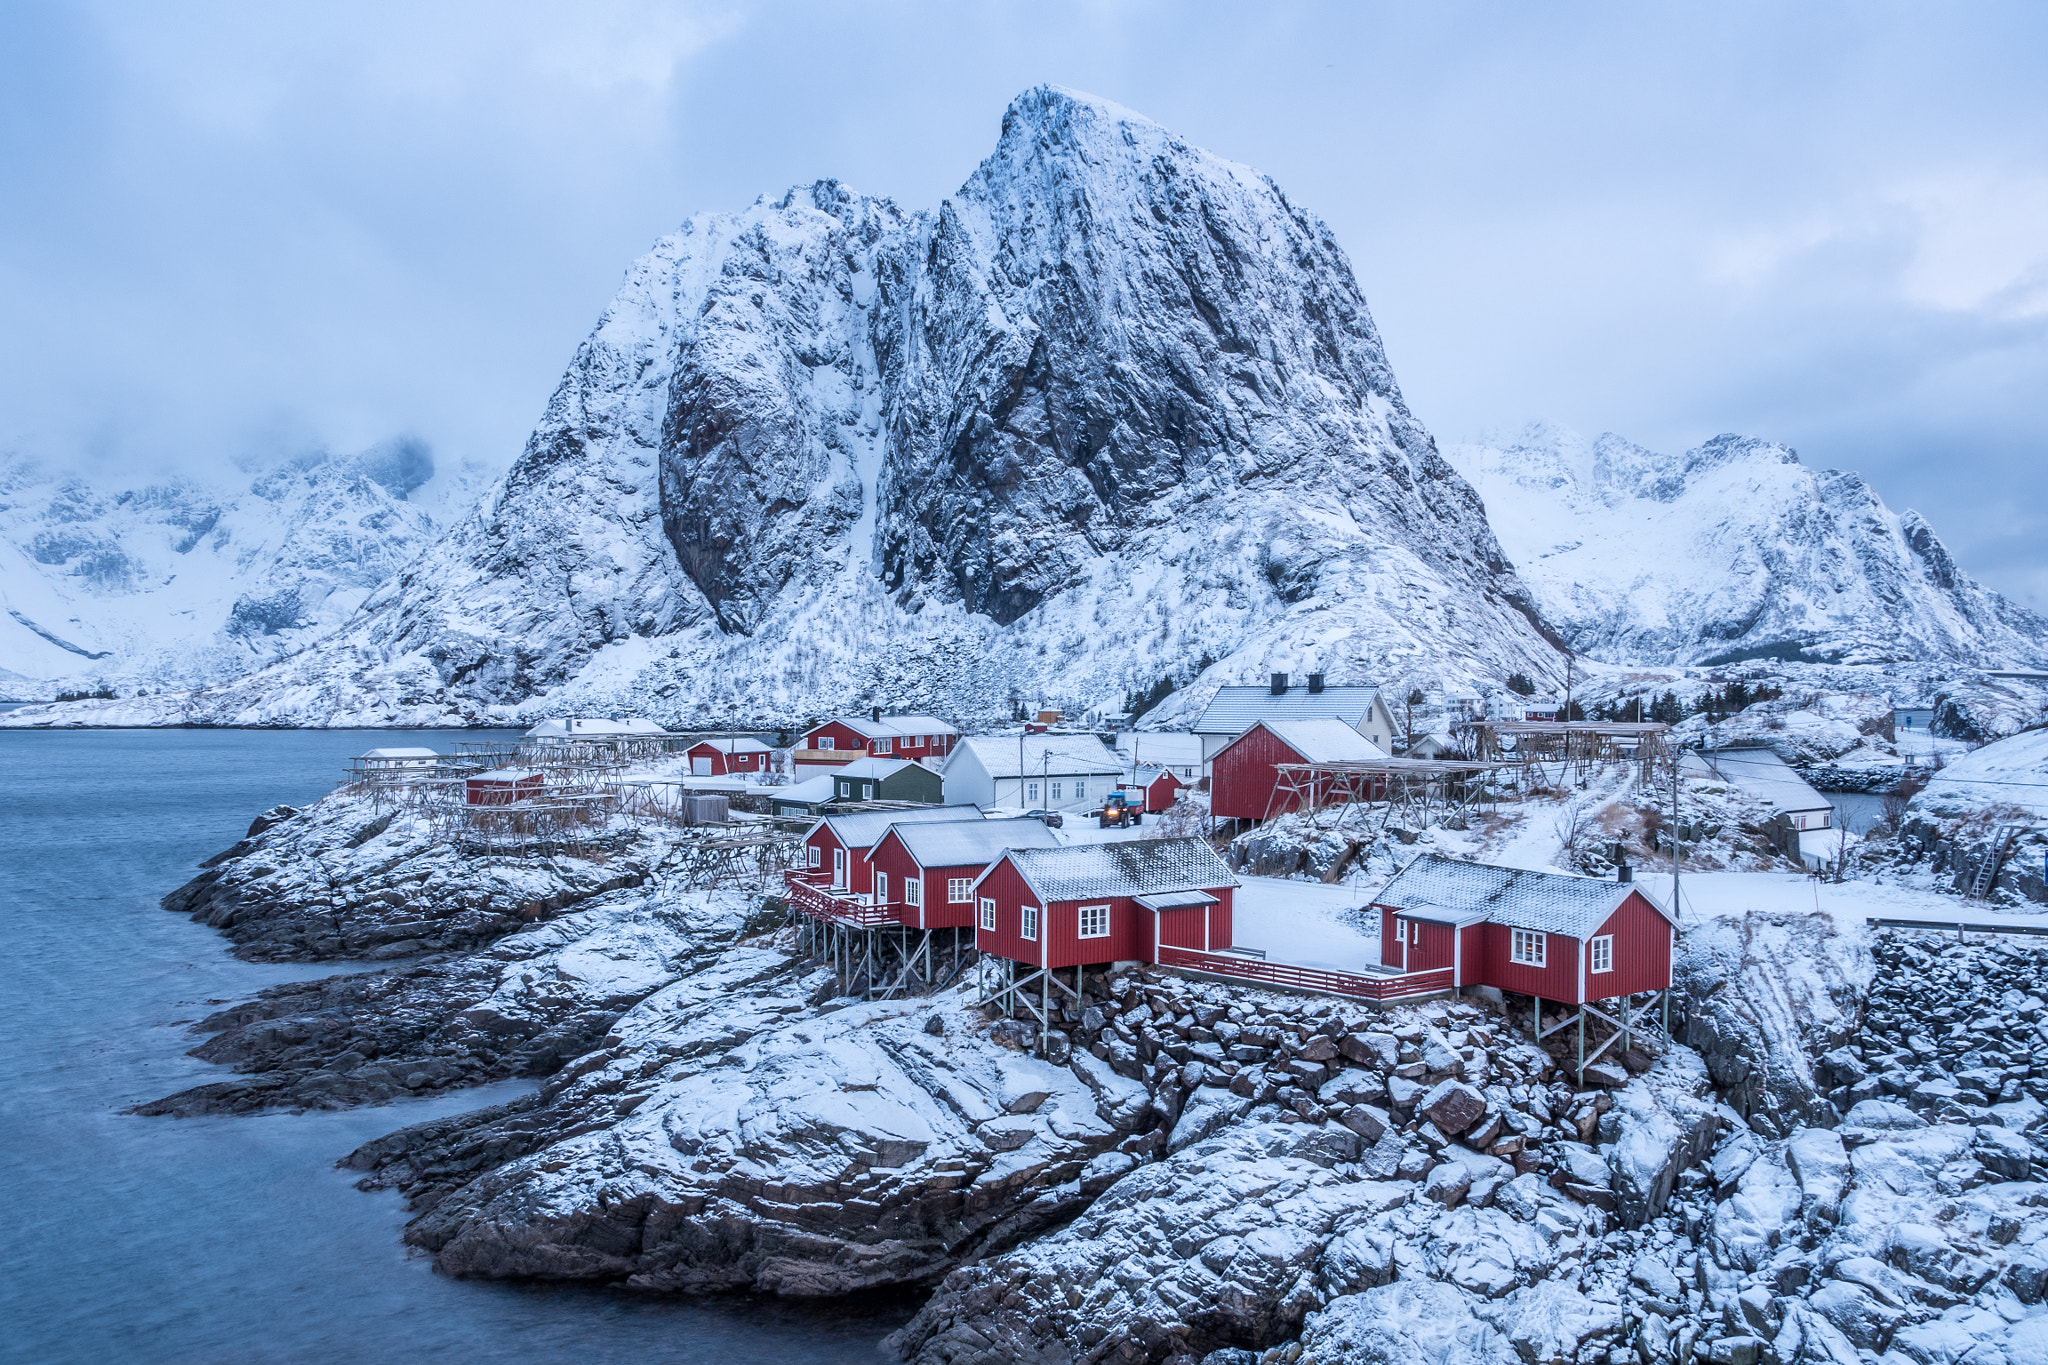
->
[[0, 728, 906, 1364]]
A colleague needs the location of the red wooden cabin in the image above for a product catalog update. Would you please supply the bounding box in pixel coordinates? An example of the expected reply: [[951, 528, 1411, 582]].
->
[[1210, 719, 1390, 821], [685, 737, 770, 776], [973, 838, 1239, 971], [797, 806, 982, 898], [866, 817, 1061, 930], [466, 768, 544, 806], [1127, 766, 1185, 814], [797, 715, 959, 769], [1371, 853, 1674, 1003]]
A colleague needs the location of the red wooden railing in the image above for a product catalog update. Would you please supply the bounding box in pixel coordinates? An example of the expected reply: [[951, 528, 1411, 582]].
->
[[1156, 946, 1454, 1001], [782, 871, 899, 927]]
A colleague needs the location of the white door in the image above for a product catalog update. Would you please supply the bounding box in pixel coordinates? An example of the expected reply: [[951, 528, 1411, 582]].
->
[[875, 871, 888, 905], [832, 848, 846, 888], [692, 756, 712, 775]]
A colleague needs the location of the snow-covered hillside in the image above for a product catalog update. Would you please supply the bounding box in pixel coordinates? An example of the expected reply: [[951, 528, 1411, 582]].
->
[[2, 87, 1564, 728], [0, 441, 485, 698], [1447, 422, 2048, 670]]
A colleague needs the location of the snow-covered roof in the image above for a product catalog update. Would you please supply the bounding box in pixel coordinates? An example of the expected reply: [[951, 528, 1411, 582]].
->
[[988, 837, 1237, 904], [1131, 765, 1183, 784], [813, 714, 960, 740], [832, 757, 922, 780], [1683, 748, 1832, 816], [691, 736, 770, 754], [1193, 685, 1383, 735], [525, 717, 669, 738], [815, 805, 983, 851], [359, 747, 438, 760], [775, 775, 836, 805], [888, 817, 1060, 868], [471, 768, 544, 783], [1218, 718, 1391, 764], [1134, 889, 1218, 911], [954, 733, 1124, 779], [1372, 853, 1671, 940]]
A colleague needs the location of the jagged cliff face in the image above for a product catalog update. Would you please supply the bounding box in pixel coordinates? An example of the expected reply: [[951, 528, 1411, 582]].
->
[[0, 441, 471, 698], [1448, 422, 2048, 670], [6, 88, 1565, 727]]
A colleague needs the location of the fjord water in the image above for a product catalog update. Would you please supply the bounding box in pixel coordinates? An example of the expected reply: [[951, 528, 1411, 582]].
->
[[0, 729, 902, 1364]]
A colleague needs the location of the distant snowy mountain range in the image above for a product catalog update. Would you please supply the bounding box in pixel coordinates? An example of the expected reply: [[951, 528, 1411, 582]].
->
[[0, 442, 486, 699], [1446, 423, 2048, 671], [3, 88, 2041, 725]]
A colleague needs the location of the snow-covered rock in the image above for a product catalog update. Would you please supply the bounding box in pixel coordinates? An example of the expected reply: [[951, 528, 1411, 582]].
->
[[6, 86, 1563, 730], [1447, 422, 2048, 670]]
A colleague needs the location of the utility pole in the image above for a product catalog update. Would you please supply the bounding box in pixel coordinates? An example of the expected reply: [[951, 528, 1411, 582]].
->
[[1670, 741, 1681, 920]]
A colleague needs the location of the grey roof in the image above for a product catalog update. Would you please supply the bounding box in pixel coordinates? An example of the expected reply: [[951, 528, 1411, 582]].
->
[[816, 714, 960, 740], [694, 736, 770, 754], [1371, 853, 1671, 939], [1193, 684, 1383, 735], [955, 733, 1125, 780], [816, 805, 983, 851], [775, 774, 837, 806], [1683, 749, 1832, 815], [991, 837, 1238, 904], [833, 757, 921, 780], [1112, 732, 1206, 765], [890, 817, 1060, 868], [1221, 718, 1390, 763], [1135, 889, 1219, 910]]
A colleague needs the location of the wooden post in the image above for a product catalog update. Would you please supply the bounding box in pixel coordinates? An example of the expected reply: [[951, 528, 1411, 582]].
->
[[1576, 1008, 1585, 1076], [1040, 970, 1050, 1057], [1532, 995, 1542, 1042]]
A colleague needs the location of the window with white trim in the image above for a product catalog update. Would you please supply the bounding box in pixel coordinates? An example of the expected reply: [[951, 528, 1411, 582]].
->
[[1590, 935, 1613, 974], [1020, 905, 1040, 941], [876, 737, 892, 753], [1074, 780, 1086, 801], [808, 844, 820, 868], [979, 898, 996, 931], [1510, 928, 1546, 967], [817, 736, 835, 750], [947, 877, 973, 903], [1078, 904, 1110, 938], [905, 877, 921, 907], [1394, 919, 1406, 943], [1050, 782, 1063, 802], [1026, 782, 1039, 805]]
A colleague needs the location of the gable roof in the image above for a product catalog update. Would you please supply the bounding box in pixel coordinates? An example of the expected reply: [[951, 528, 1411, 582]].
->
[[953, 733, 1125, 780], [814, 805, 983, 851], [1682, 749, 1832, 815], [885, 817, 1061, 868], [1193, 684, 1384, 735], [691, 736, 770, 754], [1371, 852, 1671, 939], [1216, 718, 1391, 764], [811, 714, 961, 741], [832, 756, 923, 781], [986, 837, 1238, 903], [1132, 765, 1184, 785], [775, 774, 836, 806]]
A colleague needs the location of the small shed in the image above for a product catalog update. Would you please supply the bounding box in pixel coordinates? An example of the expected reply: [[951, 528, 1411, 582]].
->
[[972, 838, 1239, 971], [1210, 718, 1391, 820], [358, 747, 440, 771], [867, 817, 1062, 930], [1127, 765, 1185, 813], [466, 768, 544, 806], [686, 736, 771, 776], [831, 756, 944, 805]]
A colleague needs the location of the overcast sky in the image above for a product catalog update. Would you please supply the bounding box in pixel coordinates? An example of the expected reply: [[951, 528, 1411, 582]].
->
[[4, 1, 2044, 602]]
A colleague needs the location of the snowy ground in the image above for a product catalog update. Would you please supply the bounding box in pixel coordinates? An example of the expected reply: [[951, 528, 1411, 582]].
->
[[1674, 869, 2048, 931], [1228, 875, 1382, 973]]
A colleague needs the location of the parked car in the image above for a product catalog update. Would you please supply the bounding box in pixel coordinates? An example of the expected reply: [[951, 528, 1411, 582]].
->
[[1022, 808, 1065, 829]]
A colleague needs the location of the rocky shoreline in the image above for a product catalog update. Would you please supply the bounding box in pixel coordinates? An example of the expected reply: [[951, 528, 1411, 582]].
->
[[146, 794, 2048, 1364]]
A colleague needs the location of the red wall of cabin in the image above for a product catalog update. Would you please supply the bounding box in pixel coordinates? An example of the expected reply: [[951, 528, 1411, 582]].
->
[[868, 831, 990, 931], [1210, 726, 1309, 820], [804, 722, 953, 760], [805, 722, 870, 755], [1475, 924, 1584, 1003], [974, 859, 1048, 966], [1143, 772, 1183, 813], [1583, 891, 1673, 999], [804, 826, 877, 894], [1041, 896, 1150, 969]]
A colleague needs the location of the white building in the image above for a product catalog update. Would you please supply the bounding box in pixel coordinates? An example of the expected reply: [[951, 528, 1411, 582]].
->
[[942, 734, 1128, 812], [1111, 731, 1206, 782]]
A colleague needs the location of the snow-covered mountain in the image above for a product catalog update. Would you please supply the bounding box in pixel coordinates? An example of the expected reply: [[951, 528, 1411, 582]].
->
[[1447, 422, 2048, 670], [6, 86, 1564, 727], [0, 441, 486, 698]]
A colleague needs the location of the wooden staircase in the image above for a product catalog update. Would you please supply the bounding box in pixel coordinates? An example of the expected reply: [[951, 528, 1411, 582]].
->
[[1969, 824, 2025, 899]]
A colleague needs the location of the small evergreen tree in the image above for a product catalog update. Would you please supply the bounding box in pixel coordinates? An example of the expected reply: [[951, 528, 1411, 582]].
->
[[1649, 690, 1684, 724], [1506, 672, 1537, 697]]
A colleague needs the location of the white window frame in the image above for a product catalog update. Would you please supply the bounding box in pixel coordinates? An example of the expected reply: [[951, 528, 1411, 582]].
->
[[1078, 904, 1110, 939], [905, 877, 921, 907], [817, 736, 835, 750], [1075, 780, 1086, 801], [1020, 905, 1040, 941], [1510, 928, 1546, 967], [1590, 935, 1613, 974], [808, 844, 820, 868], [1026, 781, 1039, 805], [1050, 781, 1063, 802], [978, 898, 996, 932], [947, 877, 973, 903], [1394, 919, 1406, 944], [876, 737, 892, 754], [874, 871, 888, 904]]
